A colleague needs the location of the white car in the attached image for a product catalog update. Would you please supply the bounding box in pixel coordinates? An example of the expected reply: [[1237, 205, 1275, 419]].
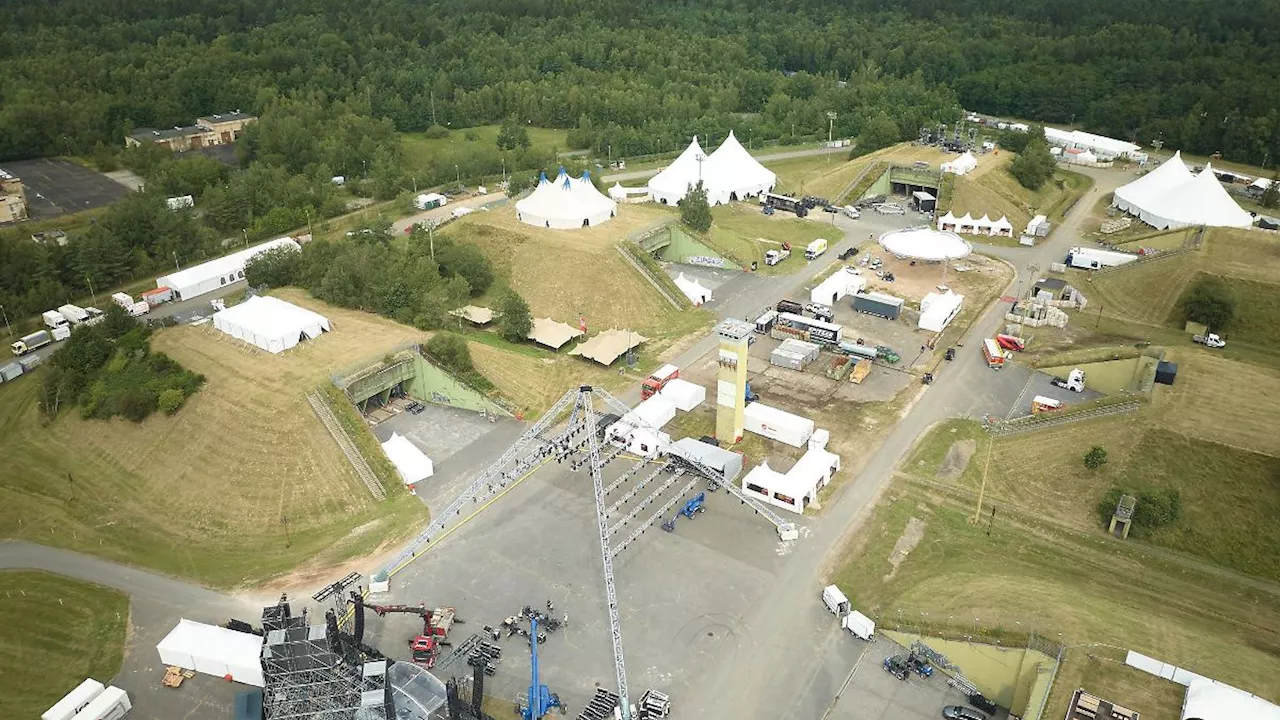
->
[[842, 205, 861, 219]]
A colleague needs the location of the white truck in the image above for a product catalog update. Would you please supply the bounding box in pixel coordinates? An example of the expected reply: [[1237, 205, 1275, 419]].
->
[[111, 292, 135, 309], [1065, 246, 1138, 270], [57, 304, 89, 325], [764, 246, 791, 266], [822, 585, 875, 641], [1050, 368, 1086, 392], [804, 238, 828, 260], [43, 310, 69, 329], [11, 330, 52, 356], [1192, 332, 1226, 348]]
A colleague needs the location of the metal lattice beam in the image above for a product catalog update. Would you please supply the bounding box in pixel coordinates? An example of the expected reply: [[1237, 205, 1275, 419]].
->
[[609, 476, 698, 559], [606, 472, 682, 539], [580, 388, 632, 720], [606, 466, 674, 517]]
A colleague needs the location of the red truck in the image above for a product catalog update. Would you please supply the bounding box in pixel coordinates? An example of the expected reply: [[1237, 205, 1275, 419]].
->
[[641, 364, 680, 399]]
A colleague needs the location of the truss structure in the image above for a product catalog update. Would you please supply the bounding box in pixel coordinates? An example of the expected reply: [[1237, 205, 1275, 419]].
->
[[374, 384, 803, 720]]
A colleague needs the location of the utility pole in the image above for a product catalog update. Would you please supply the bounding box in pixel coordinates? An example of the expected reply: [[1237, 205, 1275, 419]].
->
[[85, 275, 98, 306], [0, 304, 11, 338], [455, 164, 461, 191], [430, 92, 437, 127], [827, 111, 837, 145], [172, 251, 180, 272]]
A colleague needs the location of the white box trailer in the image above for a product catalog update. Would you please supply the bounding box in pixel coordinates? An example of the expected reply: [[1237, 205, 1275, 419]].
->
[[842, 610, 876, 640], [43, 310, 70, 329], [43, 678, 105, 720], [822, 585, 851, 616], [70, 686, 130, 720], [743, 402, 815, 447], [58, 304, 89, 325], [1065, 246, 1138, 270], [111, 292, 134, 309]]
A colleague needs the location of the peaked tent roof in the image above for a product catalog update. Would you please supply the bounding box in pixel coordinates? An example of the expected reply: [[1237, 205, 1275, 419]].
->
[[648, 137, 709, 197], [1155, 165, 1254, 229], [527, 317, 584, 349], [703, 130, 776, 196], [1114, 151, 1193, 212], [648, 132, 776, 204], [569, 328, 649, 365], [516, 168, 617, 229]]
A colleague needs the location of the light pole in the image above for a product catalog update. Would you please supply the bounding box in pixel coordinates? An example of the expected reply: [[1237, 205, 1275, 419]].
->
[[827, 111, 837, 145], [172, 251, 179, 271], [241, 228, 249, 246], [455, 164, 460, 191], [0, 303, 12, 338], [85, 275, 98, 306]]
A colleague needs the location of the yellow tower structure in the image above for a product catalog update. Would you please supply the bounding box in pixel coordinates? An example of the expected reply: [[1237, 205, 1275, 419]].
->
[[715, 319, 753, 443]]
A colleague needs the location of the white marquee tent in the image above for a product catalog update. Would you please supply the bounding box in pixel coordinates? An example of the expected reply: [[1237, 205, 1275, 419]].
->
[[156, 619, 264, 686], [941, 151, 978, 176], [212, 295, 330, 353], [156, 237, 300, 301], [516, 169, 617, 229], [1113, 154, 1252, 229], [381, 433, 434, 489], [918, 290, 964, 333], [880, 228, 972, 260], [810, 269, 866, 306], [648, 132, 776, 205], [741, 445, 841, 515], [674, 273, 713, 306], [1182, 677, 1280, 720]]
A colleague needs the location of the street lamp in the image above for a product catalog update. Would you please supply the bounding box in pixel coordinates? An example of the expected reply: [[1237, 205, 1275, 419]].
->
[[455, 164, 460, 191], [85, 275, 97, 306], [172, 251, 179, 272], [827, 111, 837, 144]]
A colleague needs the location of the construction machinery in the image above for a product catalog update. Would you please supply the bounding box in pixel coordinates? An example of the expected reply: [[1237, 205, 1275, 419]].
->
[[520, 616, 564, 719], [661, 493, 706, 532], [351, 600, 459, 669]]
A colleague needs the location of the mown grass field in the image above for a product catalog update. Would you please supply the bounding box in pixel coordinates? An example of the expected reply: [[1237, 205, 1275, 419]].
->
[[0, 571, 129, 719], [907, 347, 1280, 582], [400, 126, 570, 170], [830, 480, 1280, 720], [704, 203, 833, 274], [0, 289, 427, 588]]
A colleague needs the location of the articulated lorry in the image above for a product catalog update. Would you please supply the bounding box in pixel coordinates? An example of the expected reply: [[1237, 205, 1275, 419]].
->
[[11, 330, 52, 355]]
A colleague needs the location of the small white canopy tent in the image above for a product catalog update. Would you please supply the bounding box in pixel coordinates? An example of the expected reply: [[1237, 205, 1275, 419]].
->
[[918, 290, 965, 332], [941, 151, 978, 175], [156, 619, 264, 687], [741, 445, 840, 515], [674, 273, 714, 306], [990, 215, 1014, 237], [381, 433, 433, 489], [973, 214, 994, 235], [516, 169, 617, 229], [212, 295, 330, 353], [879, 228, 972, 260]]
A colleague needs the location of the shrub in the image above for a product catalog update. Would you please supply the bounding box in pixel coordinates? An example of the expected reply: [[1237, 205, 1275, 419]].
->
[[423, 125, 450, 139], [499, 289, 532, 343], [1096, 486, 1181, 535], [1084, 445, 1108, 469], [158, 388, 185, 415], [424, 332, 474, 374]]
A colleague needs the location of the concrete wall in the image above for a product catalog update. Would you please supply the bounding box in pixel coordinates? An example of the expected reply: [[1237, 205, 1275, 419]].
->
[[859, 168, 892, 200], [405, 354, 505, 414], [1040, 356, 1155, 395], [660, 225, 734, 268]]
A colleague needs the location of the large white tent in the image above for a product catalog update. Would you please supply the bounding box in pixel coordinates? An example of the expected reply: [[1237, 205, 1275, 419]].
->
[[941, 151, 978, 176], [648, 132, 776, 206], [1113, 154, 1252, 229], [156, 619, 264, 686], [212, 295, 330, 353], [674, 273, 713, 306], [381, 432, 433, 489], [880, 228, 972, 260], [516, 169, 617, 229], [156, 237, 300, 301]]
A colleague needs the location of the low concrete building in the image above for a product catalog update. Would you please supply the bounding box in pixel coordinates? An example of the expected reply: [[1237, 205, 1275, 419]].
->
[[126, 111, 257, 151], [0, 168, 27, 224]]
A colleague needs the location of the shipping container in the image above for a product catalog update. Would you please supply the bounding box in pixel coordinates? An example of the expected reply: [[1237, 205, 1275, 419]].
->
[[42, 678, 105, 720], [754, 310, 778, 334], [851, 292, 905, 320], [69, 685, 130, 720], [743, 402, 815, 447]]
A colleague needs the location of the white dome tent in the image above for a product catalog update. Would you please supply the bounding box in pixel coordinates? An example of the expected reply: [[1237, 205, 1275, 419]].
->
[[647, 132, 777, 206], [1113, 153, 1252, 229], [879, 227, 972, 261], [516, 168, 617, 229]]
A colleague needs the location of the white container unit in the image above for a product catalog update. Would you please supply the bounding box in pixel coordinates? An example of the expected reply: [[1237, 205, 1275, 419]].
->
[[43, 678, 105, 720], [69, 686, 130, 720], [743, 402, 814, 448]]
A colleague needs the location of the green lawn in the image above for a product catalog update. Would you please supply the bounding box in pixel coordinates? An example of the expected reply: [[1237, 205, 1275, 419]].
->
[[0, 571, 128, 719], [705, 203, 833, 274], [831, 479, 1280, 720], [401, 126, 570, 170]]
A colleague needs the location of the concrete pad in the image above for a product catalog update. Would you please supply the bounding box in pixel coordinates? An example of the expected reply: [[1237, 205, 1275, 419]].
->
[[1, 157, 129, 219], [1006, 370, 1106, 419]]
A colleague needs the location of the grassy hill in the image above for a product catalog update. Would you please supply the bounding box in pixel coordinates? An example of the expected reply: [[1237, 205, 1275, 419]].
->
[[0, 571, 129, 719], [0, 290, 427, 588], [946, 152, 1092, 232]]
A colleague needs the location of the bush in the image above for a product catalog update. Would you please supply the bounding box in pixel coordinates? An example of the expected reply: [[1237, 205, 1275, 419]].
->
[[499, 289, 533, 343], [423, 125, 450, 139], [1180, 275, 1235, 331], [1084, 445, 1108, 469], [244, 246, 302, 288], [1096, 486, 1181, 536], [1009, 137, 1056, 190], [424, 332, 474, 374], [435, 242, 494, 295], [158, 388, 185, 415], [680, 181, 712, 232]]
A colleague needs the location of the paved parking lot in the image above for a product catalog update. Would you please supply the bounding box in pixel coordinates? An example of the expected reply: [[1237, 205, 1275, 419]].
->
[[0, 157, 129, 218], [827, 637, 1009, 720], [1005, 369, 1105, 419]]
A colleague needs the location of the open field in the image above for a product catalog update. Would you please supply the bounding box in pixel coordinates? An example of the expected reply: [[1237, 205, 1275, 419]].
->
[[400, 126, 570, 170], [906, 345, 1280, 581], [0, 289, 427, 588], [1087, 228, 1280, 359], [0, 571, 129, 719], [830, 479, 1280, 720], [949, 152, 1092, 231], [704, 202, 833, 273]]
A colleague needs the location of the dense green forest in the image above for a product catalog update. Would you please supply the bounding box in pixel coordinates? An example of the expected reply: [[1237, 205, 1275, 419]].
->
[[3, 0, 1277, 164]]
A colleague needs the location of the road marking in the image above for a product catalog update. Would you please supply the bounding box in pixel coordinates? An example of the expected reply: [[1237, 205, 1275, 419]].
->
[[819, 641, 872, 720]]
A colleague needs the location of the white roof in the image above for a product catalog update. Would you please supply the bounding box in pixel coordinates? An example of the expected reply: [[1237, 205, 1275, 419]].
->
[[211, 295, 330, 354], [157, 237, 299, 295], [1114, 151, 1194, 212], [1154, 165, 1254, 229], [941, 151, 977, 175], [879, 228, 972, 261], [628, 395, 676, 429], [1044, 127, 1142, 156], [381, 433, 434, 486], [918, 290, 964, 332], [810, 271, 866, 305], [1250, 177, 1272, 191], [657, 378, 705, 412], [516, 169, 617, 229], [990, 215, 1013, 230], [43, 678, 105, 720], [674, 272, 713, 305], [742, 446, 839, 502], [1183, 677, 1280, 720], [569, 328, 649, 365], [937, 211, 957, 225], [156, 619, 264, 687], [648, 132, 776, 204]]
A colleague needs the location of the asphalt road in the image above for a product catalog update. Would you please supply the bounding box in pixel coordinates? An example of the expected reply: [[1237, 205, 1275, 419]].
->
[[602, 144, 850, 184]]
